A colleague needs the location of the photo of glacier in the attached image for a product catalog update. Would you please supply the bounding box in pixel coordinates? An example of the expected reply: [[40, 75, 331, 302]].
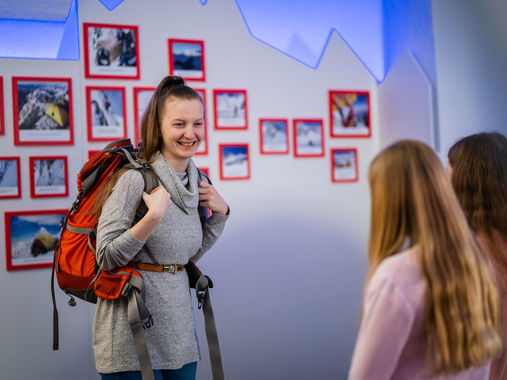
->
[[90, 89, 125, 138], [295, 121, 323, 155], [0, 159, 19, 196], [7, 213, 64, 267], [330, 92, 369, 136], [222, 145, 249, 178], [32, 158, 66, 195], [332, 150, 357, 181], [261, 120, 288, 152], [172, 41, 204, 79], [216, 92, 246, 127]]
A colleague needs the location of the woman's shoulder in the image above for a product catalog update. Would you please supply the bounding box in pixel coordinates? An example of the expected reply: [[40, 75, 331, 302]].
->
[[112, 168, 145, 192]]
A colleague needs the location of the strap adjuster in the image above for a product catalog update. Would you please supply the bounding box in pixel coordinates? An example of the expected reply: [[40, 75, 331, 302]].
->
[[163, 264, 178, 274]]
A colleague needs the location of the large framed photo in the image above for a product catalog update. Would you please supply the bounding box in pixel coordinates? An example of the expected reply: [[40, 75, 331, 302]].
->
[[194, 88, 208, 155], [133, 87, 155, 147], [329, 90, 371, 138], [213, 89, 248, 130], [0, 157, 21, 199], [29, 156, 68, 198], [259, 118, 289, 155], [12, 77, 74, 145], [330, 148, 359, 183], [168, 38, 206, 81], [219, 143, 250, 180], [293, 119, 325, 157], [86, 86, 127, 142], [5, 209, 67, 271], [83, 22, 140, 80], [0, 76, 4, 135]]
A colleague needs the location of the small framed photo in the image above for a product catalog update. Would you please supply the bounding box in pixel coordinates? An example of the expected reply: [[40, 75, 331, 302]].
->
[[29, 156, 68, 198], [0, 157, 21, 199], [168, 39, 206, 81], [86, 86, 127, 142], [194, 88, 208, 155], [83, 22, 140, 80], [0, 76, 4, 135], [213, 89, 248, 130], [12, 77, 74, 145], [259, 118, 289, 154], [5, 209, 67, 270], [133, 87, 155, 147], [329, 90, 371, 137], [331, 148, 359, 183], [219, 143, 250, 180], [293, 119, 325, 157]]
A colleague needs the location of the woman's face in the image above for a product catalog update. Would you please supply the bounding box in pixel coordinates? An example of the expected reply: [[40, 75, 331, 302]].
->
[[159, 96, 204, 166]]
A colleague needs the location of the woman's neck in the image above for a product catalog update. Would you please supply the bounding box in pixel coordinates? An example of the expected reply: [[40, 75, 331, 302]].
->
[[161, 151, 189, 173]]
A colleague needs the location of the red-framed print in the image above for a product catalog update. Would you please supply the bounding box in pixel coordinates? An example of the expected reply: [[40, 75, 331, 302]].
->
[[0, 76, 4, 135], [259, 118, 289, 155], [213, 89, 248, 130], [5, 209, 67, 270], [0, 157, 21, 199], [29, 156, 68, 198], [133, 87, 155, 148], [219, 143, 250, 180], [86, 86, 127, 142], [330, 148, 359, 183], [12, 77, 74, 146], [83, 22, 140, 80], [293, 119, 325, 158], [194, 88, 208, 155], [329, 90, 371, 138], [168, 38, 206, 81]]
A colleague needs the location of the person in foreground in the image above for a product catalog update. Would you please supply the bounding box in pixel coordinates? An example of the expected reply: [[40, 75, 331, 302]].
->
[[348, 140, 502, 380], [93, 76, 229, 380], [448, 132, 507, 379]]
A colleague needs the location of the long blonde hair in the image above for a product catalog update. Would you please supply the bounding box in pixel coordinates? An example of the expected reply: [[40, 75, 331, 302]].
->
[[368, 140, 501, 375]]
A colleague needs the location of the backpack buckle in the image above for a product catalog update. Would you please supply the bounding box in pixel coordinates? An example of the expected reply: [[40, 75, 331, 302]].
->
[[163, 264, 178, 274]]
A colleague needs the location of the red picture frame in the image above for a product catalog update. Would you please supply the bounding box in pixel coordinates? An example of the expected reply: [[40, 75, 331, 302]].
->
[[293, 118, 325, 158], [199, 167, 210, 177], [168, 38, 206, 82], [219, 143, 250, 180], [12, 76, 74, 146], [330, 148, 359, 183], [29, 156, 69, 198], [0, 76, 4, 135], [329, 90, 371, 138], [133, 86, 155, 148], [5, 209, 68, 271], [259, 118, 289, 155], [213, 89, 248, 130], [86, 86, 127, 142], [194, 88, 209, 155], [0, 156, 21, 199], [83, 22, 140, 80]]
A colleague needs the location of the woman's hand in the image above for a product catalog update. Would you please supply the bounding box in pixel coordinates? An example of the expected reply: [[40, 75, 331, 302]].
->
[[198, 182, 228, 215], [142, 186, 172, 222]]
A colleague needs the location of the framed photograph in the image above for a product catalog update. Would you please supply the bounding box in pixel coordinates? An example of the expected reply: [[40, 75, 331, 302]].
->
[[133, 87, 155, 147], [293, 119, 325, 157], [29, 156, 68, 198], [86, 86, 127, 142], [213, 89, 248, 130], [0, 157, 21, 199], [12, 77, 74, 145], [219, 143, 250, 180], [83, 22, 140, 80], [194, 88, 208, 155], [259, 118, 289, 154], [329, 90, 371, 137], [5, 209, 67, 271], [330, 148, 359, 183], [0, 76, 4, 135], [168, 38, 206, 81]]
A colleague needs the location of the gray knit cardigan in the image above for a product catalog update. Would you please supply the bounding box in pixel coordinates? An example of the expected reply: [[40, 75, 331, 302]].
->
[[93, 153, 228, 374]]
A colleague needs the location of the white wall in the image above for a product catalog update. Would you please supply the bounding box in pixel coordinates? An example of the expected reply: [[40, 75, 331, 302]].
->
[[0, 0, 377, 379]]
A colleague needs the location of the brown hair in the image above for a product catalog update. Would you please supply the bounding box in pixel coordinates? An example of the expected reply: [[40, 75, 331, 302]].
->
[[448, 132, 507, 279], [368, 140, 501, 375], [92, 76, 202, 217]]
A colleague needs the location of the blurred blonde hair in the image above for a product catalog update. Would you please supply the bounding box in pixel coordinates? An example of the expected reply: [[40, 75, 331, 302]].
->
[[368, 140, 501, 375]]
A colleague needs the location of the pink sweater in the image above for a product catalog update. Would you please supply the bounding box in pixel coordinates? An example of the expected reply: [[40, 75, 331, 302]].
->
[[348, 248, 491, 380]]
